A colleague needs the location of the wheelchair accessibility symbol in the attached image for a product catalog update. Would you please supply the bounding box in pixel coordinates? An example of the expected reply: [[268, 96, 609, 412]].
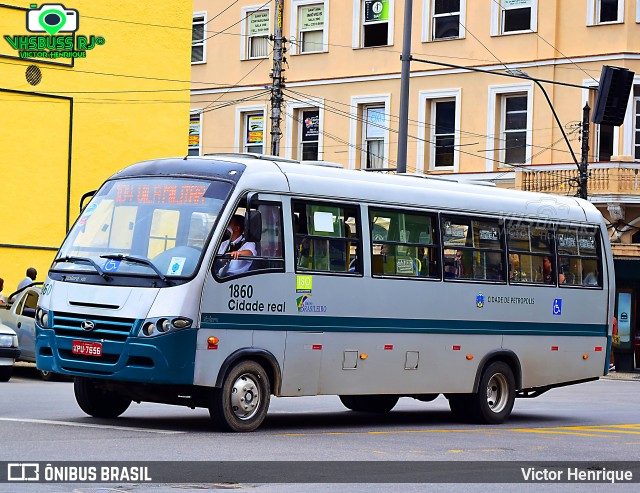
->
[[553, 298, 562, 316], [103, 259, 121, 272]]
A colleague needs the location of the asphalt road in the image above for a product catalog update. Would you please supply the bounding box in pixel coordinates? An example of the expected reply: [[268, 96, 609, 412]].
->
[[1, 367, 639, 492]]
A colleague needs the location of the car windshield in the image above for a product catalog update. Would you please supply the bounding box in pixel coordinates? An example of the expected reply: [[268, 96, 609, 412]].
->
[[54, 177, 233, 279]]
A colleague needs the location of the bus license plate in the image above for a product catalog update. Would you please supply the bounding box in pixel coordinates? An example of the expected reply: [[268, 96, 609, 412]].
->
[[72, 340, 102, 357]]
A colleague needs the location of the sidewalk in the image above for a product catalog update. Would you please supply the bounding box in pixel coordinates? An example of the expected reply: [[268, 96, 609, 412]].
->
[[602, 370, 640, 381]]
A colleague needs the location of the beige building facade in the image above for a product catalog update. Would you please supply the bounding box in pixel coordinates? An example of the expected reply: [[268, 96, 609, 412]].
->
[[191, 0, 640, 368]]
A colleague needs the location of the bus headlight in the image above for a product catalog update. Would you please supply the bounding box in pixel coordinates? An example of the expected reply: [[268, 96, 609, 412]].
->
[[138, 317, 193, 338], [35, 308, 50, 329]]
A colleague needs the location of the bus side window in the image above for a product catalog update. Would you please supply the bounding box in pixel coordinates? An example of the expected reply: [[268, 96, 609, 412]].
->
[[293, 201, 362, 274], [370, 209, 439, 279]]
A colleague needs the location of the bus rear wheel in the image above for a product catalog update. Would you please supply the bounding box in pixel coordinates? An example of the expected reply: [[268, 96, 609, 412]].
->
[[470, 361, 515, 424], [74, 377, 132, 418], [209, 360, 271, 432], [339, 395, 399, 413]]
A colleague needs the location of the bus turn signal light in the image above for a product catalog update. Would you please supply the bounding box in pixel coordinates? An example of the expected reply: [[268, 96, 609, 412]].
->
[[466, 354, 474, 360], [360, 353, 368, 360], [208, 336, 219, 350], [583, 354, 589, 360]]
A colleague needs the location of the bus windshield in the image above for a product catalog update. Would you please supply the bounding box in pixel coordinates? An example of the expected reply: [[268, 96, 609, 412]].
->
[[54, 177, 233, 281]]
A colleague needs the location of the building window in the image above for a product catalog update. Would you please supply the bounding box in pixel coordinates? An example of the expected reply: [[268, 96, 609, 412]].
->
[[599, 0, 621, 23], [244, 113, 265, 154], [192, 14, 205, 63], [491, 0, 538, 35], [300, 109, 320, 160], [188, 112, 201, 156], [502, 94, 528, 165], [595, 123, 614, 161], [362, 105, 386, 168], [588, 0, 624, 24], [245, 9, 270, 59], [298, 4, 325, 53], [432, 99, 456, 167], [432, 0, 461, 40], [362, 0, 391, 47]]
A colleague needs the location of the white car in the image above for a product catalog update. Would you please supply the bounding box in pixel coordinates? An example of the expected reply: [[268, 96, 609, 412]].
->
[[0, 324, 19, 382], [0, 284, 54, 380]]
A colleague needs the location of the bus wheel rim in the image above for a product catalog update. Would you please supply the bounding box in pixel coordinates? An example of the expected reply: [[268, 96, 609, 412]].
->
[[230, 373, 261, 421], [486, 373, 508, 413]]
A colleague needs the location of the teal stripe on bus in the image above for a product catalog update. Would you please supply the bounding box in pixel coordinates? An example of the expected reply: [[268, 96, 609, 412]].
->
[[200, 313, 606, 337]]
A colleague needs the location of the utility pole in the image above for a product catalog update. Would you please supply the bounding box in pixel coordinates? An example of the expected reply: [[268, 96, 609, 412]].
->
[[269, 0, 285, 156], [578, 102, 590, 200], [396, 0, 413, 174]]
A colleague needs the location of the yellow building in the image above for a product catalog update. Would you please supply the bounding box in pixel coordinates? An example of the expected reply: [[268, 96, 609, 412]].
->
[[192, 0, 640, 369], [0, 1, 192, 293]]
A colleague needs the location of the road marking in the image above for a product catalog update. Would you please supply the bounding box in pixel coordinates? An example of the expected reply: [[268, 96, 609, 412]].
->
[[277, 424, 640, 439], [0, 417, 184, 435]]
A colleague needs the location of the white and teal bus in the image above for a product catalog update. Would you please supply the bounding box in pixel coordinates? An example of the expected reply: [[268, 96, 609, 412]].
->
[[36, 154, 614, 432]]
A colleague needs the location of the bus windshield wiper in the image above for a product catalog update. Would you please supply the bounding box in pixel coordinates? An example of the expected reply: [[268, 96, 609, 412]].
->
[[53, 256, 110, 279], [100, 254, 170, 283]]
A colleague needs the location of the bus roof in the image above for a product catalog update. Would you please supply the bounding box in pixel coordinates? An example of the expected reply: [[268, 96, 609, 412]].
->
[[111, 155, 601, 225]]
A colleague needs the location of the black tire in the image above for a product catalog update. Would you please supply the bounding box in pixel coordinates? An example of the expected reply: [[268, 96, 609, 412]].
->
[[339, 394, 399, 413], [74, 377, 132, 418], [468, 361, 516, 424], [0, 366, 12, 382], [209, 360, 271, 432]]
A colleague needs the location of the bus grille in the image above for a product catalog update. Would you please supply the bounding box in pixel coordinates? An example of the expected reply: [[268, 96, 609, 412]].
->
[[52, 311, 138, 342]]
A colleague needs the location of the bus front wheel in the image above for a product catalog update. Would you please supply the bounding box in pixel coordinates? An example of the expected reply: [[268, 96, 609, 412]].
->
[[209, 360, 271, 432], [74, 377, 132, 418], [339, 395, 399, 413], [470, 361, 515, 424]]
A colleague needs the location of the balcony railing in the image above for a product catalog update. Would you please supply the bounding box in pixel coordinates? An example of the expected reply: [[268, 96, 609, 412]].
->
[[517, 162, 640, 195]]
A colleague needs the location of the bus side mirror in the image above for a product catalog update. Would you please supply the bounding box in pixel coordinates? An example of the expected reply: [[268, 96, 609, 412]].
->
[[245, 210, 262, 243], [79, 190, 97, 212]]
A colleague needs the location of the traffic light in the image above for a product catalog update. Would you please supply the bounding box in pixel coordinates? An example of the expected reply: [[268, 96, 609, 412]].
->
[[592, 66, 635, 126]]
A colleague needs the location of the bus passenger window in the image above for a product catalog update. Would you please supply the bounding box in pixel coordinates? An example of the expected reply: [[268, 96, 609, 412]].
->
[[557, 227, 601, 287], [370, 209, 439, 279], [506, 223, 555, 285], [442, 216, 504, 282], [293, 201, 361, 274]]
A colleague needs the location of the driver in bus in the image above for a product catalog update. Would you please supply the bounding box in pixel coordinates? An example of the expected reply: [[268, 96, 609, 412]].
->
[[218, 214, 257, 276]]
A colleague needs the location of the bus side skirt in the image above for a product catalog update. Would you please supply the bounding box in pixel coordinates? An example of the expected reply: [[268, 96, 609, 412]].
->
[[215, 348, 282, 395], [516, 377, 599, 398]]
